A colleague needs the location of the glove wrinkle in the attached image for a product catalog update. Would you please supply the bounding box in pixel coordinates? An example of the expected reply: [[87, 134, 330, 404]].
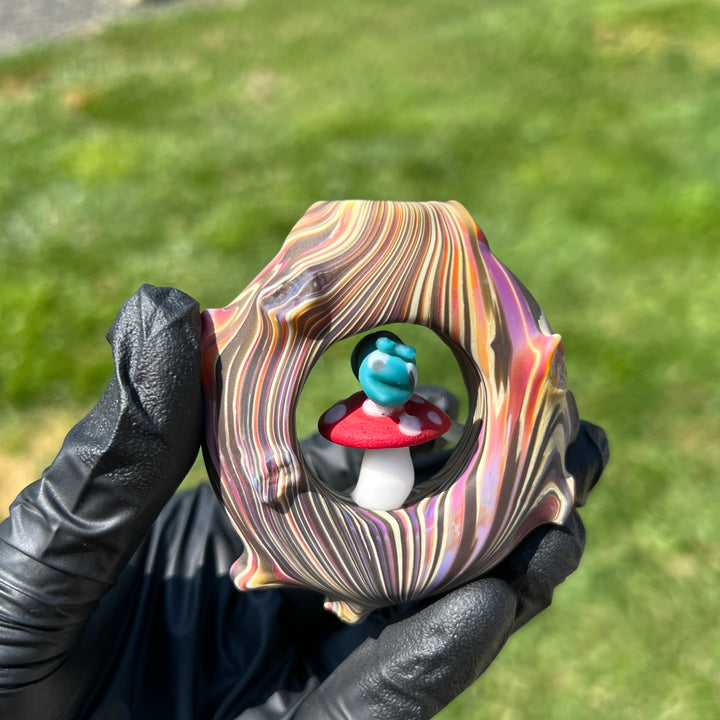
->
[[237, 678, 321, 719]]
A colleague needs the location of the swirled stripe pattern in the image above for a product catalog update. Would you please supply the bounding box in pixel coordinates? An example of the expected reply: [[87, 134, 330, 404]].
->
[[201, 200, 577, 623]]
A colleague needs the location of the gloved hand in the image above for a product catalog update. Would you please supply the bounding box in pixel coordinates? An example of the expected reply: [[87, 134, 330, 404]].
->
[[292, 422, 607, 720], [0, 286, 608, 720]]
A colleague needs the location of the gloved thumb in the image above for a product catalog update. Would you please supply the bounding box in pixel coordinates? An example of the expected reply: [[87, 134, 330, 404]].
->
[[0, 285, 202, 713]]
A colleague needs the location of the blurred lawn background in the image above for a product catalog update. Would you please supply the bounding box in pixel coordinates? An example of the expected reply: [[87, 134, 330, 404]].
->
[[1, 0, 718, 717]]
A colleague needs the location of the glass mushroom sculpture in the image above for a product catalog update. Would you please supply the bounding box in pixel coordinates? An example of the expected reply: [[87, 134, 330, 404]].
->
[[318, 331, 452, 511]]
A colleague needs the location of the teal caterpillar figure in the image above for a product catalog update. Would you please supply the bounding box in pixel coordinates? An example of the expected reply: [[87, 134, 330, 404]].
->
[[319, 331, 452, 512]]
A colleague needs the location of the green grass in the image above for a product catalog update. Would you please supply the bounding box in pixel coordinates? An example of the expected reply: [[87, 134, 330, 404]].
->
[[1, 0, 718, 717]]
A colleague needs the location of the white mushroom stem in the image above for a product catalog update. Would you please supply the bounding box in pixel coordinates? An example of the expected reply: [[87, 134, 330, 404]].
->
[[351, 447, 415, 511]]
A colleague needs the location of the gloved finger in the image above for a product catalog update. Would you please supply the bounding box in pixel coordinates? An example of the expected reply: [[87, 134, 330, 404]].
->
[[293, 577, 517, 720], [0, 285, 201, 710], [491, 510, 586, 631], [287, 419, 608, 719], [566, 420, 609, 507]]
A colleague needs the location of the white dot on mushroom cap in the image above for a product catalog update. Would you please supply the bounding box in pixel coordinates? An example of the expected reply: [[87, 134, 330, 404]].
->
[[427, 411, 443, 425], [325, 403, 348, 423], [399, 413, 422, 436]]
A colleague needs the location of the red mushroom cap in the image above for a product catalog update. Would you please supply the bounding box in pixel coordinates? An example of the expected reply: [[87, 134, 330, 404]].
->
[[318, 391, 452, 449]]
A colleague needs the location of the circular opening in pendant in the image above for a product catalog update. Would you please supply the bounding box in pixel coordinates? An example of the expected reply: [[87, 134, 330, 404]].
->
[[296, 323, 471, 506]]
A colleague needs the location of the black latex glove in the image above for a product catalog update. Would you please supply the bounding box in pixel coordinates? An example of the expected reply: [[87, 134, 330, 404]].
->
[[292, 422, 607, 720], [0, 285, 608, 720]]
